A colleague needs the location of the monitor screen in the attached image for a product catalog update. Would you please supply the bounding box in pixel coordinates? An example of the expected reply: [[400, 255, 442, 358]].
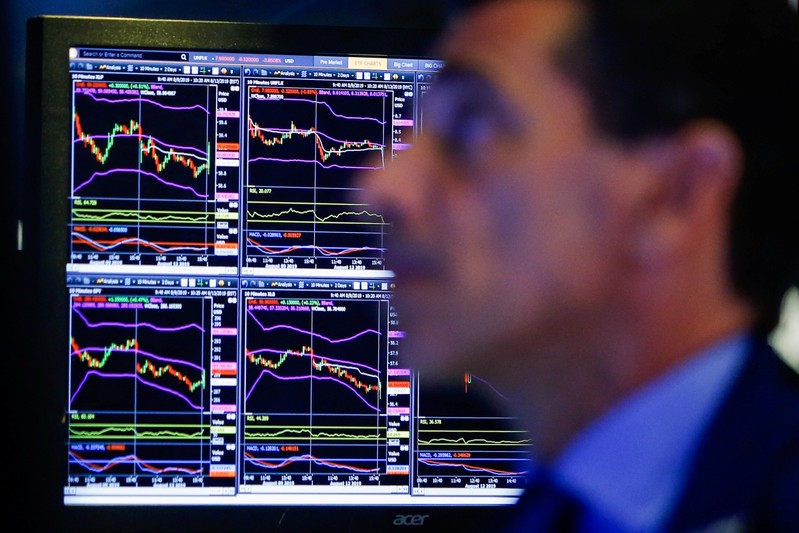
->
[[22, 14, 531, 532]]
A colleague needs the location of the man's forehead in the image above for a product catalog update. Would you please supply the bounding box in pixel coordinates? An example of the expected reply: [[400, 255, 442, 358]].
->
[[436, 0, 585, 62], [430, 0, 591, 119]]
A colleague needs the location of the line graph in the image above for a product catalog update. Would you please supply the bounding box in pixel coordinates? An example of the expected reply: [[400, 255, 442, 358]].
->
[[243, 297, 386, 413], [69, 421, 207, 440], [72, 88, 212, 198], [248, 118, 382, 168], [67, 412, 212, 482], [246, 89, 388, 183], [415, 418, 532, 478], [244, 84, 393, 270], [240, 290, 391, 485], [69, 297, 209, 411], [69, 447, 206, 476], [244, 424, 382, 442], [412, 376, 533, 491], [66, 291, 216, 486], [243, 449, 381, 474], [69, 79, 239, 268]]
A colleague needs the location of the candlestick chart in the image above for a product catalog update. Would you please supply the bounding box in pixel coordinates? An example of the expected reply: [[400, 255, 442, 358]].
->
[[240, 292, 393, 486], [69, 80, 238, 269], [66, 292, 218, 487], [244, 85, 392, 271]]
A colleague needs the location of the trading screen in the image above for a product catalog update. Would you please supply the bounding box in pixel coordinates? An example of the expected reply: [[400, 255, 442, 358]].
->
[[64, 44, 532, 506]]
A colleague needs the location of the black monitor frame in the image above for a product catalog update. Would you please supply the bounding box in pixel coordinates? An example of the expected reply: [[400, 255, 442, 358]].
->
[[21, 14, 525, 532]]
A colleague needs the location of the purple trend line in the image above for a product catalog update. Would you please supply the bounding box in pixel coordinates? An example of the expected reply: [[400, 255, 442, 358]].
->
[[69, 452, 141, 472], [468, 373, 510, 402], [71, 345, 205, 372], [72, 306, 206, 333], [68, 451, 204, 475], [248, 156, 382, 171], [137, 464, 204, 475], [259, 96, 386, 124], [73, 168, 209, 198], [70, 452, 141, 472], [252, 126, 386, 150], [78, 91, 210, 114], [246, 242, 384, 256], [302, 247, 382, 256], [245, 453, 380, 473], [246, 312, 381, 344], [70, 370, 203, 410], [245, 369, 380, 412], [418, 458, 527, 476], [71, 231, 209, 254], [74, 133, 208, 158], [247, 346, 380, 375], [315, 246, 383, 256]]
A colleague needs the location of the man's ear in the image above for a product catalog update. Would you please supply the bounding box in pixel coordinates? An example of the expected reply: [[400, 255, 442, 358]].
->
[[631, 119, 743, 268]]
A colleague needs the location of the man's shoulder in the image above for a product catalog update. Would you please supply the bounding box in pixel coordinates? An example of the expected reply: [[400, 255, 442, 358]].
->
[[667, 337, 799, 531]]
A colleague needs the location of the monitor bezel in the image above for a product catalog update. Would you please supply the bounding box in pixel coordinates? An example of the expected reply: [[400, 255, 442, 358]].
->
[[21, 14, 516, 532]]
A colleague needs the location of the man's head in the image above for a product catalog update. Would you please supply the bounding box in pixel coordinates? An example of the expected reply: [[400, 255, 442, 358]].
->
[[563, 0, 799, 336], [358, 0, 799, 453]]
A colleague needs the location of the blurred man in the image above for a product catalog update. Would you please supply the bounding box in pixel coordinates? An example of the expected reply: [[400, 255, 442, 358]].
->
[[358, 0, 799, 530]]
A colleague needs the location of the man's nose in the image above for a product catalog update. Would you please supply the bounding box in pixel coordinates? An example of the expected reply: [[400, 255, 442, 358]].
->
[[354, 141, 439, 229]]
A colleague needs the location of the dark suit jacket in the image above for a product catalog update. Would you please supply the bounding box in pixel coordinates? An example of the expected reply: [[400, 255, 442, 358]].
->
[[665, 336, 799, 532], [503, 335, 799, 532]]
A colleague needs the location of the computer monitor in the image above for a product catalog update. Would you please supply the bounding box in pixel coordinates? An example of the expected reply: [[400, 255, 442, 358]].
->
[[22, 14, 531, 532]]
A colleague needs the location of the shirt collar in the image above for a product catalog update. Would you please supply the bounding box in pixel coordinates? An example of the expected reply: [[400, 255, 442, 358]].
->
[[551, 332, 750, 532]]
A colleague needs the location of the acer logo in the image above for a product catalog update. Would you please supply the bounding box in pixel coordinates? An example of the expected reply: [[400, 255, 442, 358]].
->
[[393, 514, 430, 526]]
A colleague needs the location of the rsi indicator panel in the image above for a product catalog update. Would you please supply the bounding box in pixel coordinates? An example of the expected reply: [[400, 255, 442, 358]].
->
[[64, 46, 530, 504]]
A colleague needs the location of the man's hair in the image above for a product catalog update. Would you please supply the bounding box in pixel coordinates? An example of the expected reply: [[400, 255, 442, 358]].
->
[[554, 0, 799, 335]]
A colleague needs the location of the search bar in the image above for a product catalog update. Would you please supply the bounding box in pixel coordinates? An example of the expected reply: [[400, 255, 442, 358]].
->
[[76, 49, 189, 62]]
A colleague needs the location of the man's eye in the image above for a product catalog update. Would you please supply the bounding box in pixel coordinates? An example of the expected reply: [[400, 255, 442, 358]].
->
[[440, 102, 498, 155], [423, 71, 514, 161]]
